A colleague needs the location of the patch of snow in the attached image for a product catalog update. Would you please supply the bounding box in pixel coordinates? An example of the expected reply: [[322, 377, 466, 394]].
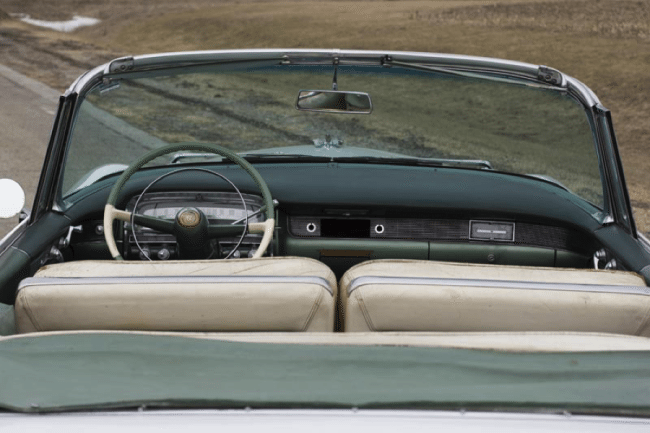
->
[[11, 13, 100, 32]]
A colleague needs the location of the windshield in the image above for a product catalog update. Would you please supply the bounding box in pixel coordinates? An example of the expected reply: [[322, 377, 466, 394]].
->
[[63, 64, 603, 206]]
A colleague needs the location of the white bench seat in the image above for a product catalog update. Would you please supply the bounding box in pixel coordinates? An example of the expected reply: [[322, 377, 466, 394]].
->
[[15, 257, 337, 333], [340, 260, 650, 334]]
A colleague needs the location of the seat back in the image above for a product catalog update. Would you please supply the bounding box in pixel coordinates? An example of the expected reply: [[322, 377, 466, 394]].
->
[[340, 259, 650, 335], [15, 257, 336, 333]]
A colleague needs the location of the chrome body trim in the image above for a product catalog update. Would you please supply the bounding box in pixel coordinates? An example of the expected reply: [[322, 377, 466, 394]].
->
[[347, 276, 650, 296], [18, 275, 334, 295], [66, 49, 601, 108], [1, 409, 650, 432]]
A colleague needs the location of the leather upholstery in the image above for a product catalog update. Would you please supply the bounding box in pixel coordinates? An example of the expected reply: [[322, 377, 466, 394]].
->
[[340, 259, 650, 334], [15, 257, 337, 333]]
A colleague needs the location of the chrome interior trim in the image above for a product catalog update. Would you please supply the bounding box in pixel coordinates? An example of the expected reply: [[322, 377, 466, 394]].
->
[[19, 275, 334, 295], [347, 276, 650, 296]]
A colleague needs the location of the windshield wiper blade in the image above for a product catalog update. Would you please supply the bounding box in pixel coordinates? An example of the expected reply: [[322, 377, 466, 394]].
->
[[333, 156, 493, 170], [381, 57, 563, 90]]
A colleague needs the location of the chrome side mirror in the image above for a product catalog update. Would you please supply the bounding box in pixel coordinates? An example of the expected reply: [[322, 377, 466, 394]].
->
[[0, 179, 25, 219]]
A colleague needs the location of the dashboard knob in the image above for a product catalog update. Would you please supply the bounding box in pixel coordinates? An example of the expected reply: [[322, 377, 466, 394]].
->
[[139, 247, 151, 260], [157, 248, 171, 260]]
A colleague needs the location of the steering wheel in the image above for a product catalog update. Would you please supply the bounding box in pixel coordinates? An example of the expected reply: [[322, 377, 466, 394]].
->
[[103, 142, 275, 261]]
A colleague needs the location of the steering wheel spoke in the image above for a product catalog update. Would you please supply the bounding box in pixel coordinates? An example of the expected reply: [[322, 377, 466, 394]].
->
[[207, 223, 248, 238], [132, 214, 175, 234], [248, 220, 274, 234], [110, 207, 132, 223]]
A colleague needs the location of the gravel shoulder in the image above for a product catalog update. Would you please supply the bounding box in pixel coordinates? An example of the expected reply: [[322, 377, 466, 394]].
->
[[0, 64, 58, 237]]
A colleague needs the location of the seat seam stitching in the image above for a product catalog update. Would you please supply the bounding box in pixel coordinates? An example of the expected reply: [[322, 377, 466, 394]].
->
[[356, 290, 376, 331], [633, 299, 650, 335], [301, 288, 325, 331], [21, 293, 43, 332]]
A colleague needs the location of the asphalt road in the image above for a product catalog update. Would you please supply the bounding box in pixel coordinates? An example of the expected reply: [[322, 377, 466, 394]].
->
[[0, 64, 60, 238]]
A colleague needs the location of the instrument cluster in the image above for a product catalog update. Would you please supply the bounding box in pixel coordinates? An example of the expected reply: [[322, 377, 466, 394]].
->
[[123, 191, 265, 260]]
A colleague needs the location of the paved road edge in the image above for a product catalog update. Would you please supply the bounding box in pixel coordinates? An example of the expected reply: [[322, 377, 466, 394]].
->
[[0, 63, 60, 102]]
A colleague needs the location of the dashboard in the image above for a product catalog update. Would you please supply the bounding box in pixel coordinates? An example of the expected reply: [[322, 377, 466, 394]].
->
[[90, 189, 598, 280], [54, 162, 618, 282]]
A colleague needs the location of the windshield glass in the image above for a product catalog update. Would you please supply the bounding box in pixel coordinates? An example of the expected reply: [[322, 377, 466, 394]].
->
[[63, 64, 603, 206]]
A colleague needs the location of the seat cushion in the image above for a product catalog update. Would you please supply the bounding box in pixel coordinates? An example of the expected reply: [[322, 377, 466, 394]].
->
[[15, 257, 336, 333], [340, 259, 650, 334]]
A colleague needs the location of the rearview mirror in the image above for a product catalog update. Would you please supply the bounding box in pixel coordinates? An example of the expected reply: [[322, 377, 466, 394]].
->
[[0, 179, 25, 219], [296, 90, 372, 114]]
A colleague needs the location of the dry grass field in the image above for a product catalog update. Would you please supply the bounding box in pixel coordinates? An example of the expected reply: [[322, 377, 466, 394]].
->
[[1, 0, 649, 233]]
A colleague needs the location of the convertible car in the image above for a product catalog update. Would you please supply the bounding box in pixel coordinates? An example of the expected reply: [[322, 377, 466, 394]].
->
[[1, 49, 650, 430]]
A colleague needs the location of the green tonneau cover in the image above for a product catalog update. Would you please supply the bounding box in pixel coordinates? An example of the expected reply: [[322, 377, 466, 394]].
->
[[1, 333, 650, 414]]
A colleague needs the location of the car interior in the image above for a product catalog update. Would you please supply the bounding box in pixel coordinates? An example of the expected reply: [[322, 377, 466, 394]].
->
[[3, 54, 650, 341], [8, 159, 650, 336]]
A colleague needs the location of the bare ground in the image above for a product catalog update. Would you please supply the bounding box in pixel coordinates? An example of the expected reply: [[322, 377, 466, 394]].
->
[[1, 0, 649, 234]]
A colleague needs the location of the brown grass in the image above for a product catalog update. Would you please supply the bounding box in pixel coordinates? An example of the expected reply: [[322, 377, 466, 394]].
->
[[1, 0, 649, 232]]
